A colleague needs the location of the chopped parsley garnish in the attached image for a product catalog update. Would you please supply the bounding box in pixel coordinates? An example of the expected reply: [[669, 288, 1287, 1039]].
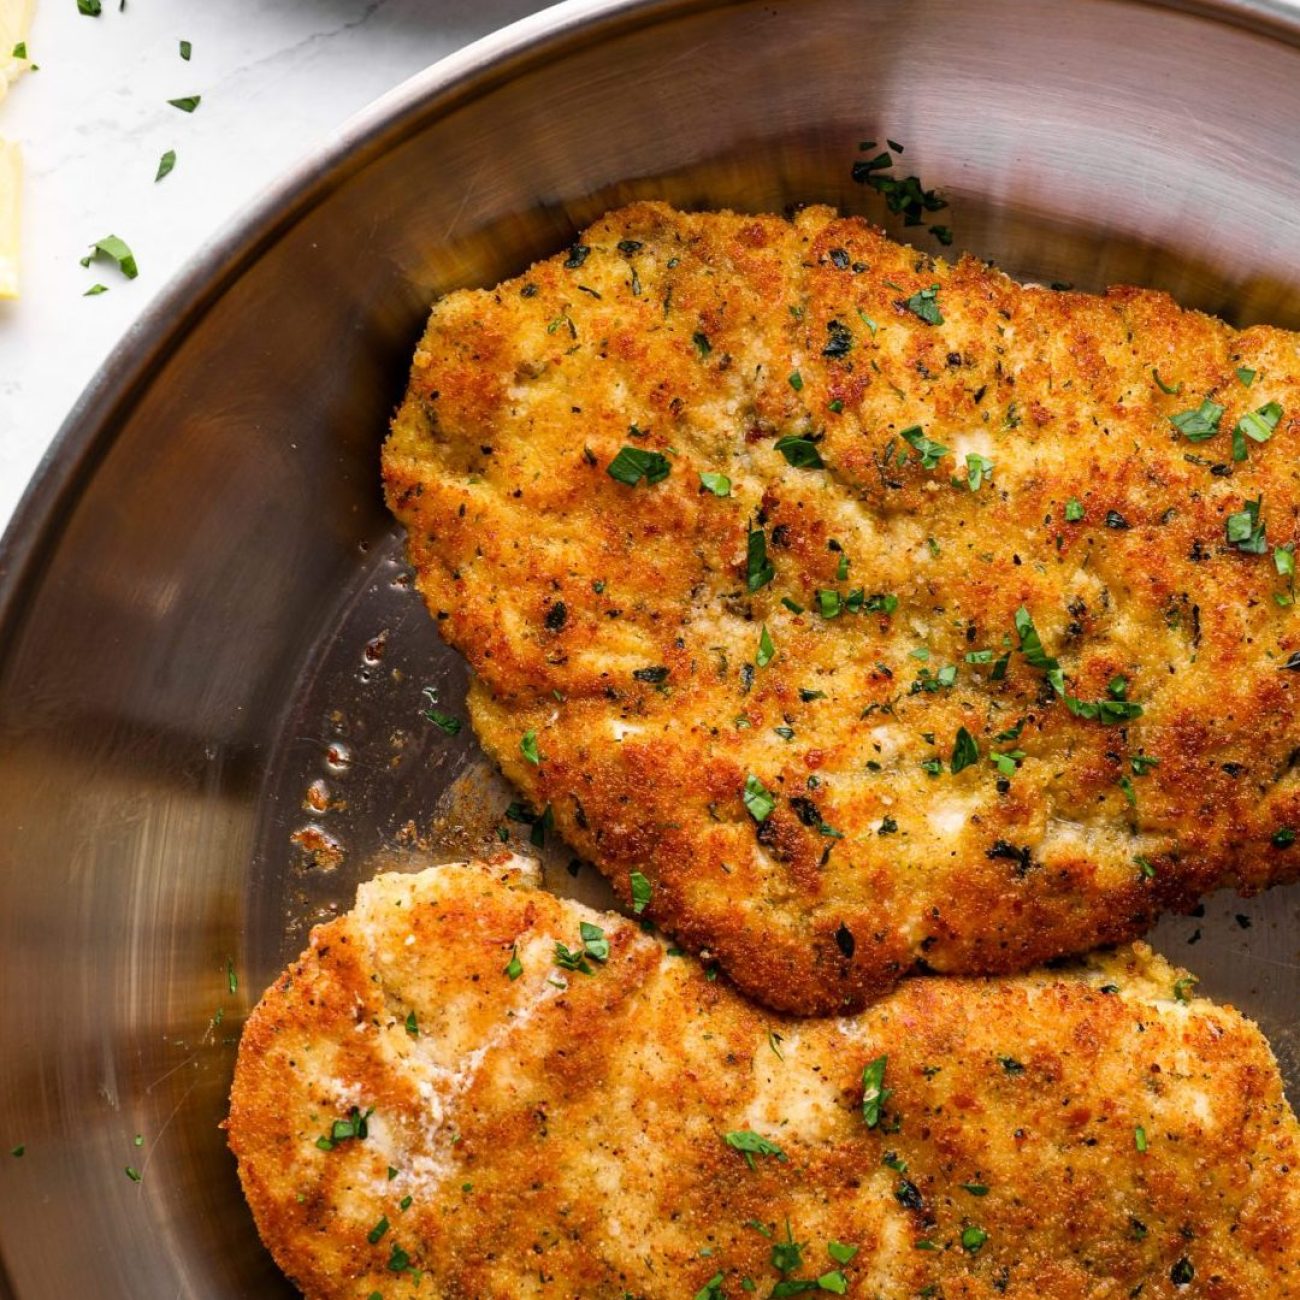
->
[[864, 593, 898, 614], [368, 1216, 390, 1244], [827, 1242, 858, 1265], [904, 284, 943, 325], [503, 946, 523, 980], [10, 1146, 23, 1157], [694, 1273, 725, 1300], [1226, 496, 1267, 553], [1236, 366, 1256, 387], [607, 445, 670, 486], [629, 871, 652, 914], [1172, 975, 1197, 1003], [1014, 607, 1058, 672], [421, 687, 461, 734], [387, 1242, 413, 1273], [693, 331, 712, 357], [800, 688, 826, 702], [579, 920, 609, 961], [563, 244, 590, 268], [743, 774, 776, 822], [775, 435, 825, 469], [1232, 401, 1283, 461], [404, 1010, 419, 1038], [633, 665, 670, 684], [1152, 368, 1182, 395], [757, 625, 776, 668], [1171, 1258, 1195, 1285], [1117, 775, 1136, 806], [1135, 855, 1157, 878], [1169, 398, 1224, 442], [316, 1106, 373, 1151], [989, 749, 1024, 777], [167, 95, 202, 113], [723, 1129, 787, 1169], [86, 234, 139, 281], [1272, 827, 1296, 847], [771, 1221, 804, 1273], [746, 527, 775, 591], [226, 958, 237, 994], [124, 1165, 142, 1182], [84, 284, 108, 297], [155, 149, 176, 183], [965, 452, 994, 492], [1131, 753, 1160, 775], [553, 939, 594, 974], [519, 730, 541, 764], [900, 425, 949, 469], [960, 1226, 988, 1254], [788, 371, 804, 391], [179, 39, 192, 60], [12, 42, 26, 57], [700, 471, 732, 496], [77, 0, 101, 13], [1064, 497, 1084, 522], [960, 1182, 989, 1196], [1134, 1125, 1148, 1153], [861, 1055, 890, 1127], [817, 589, 842, 619], [950, 726, 979, 773]]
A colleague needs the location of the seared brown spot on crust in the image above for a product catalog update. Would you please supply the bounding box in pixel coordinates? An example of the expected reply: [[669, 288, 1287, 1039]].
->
[[384, 202, 1300, 1014]]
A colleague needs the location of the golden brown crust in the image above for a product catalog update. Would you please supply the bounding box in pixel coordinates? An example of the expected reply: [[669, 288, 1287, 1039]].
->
[[229, 860, 1300, 1299], [383, 203, 1300, 1014]]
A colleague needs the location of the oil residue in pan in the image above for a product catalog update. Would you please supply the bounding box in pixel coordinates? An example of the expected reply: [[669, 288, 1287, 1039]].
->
[[245, 529, 1300, 1099]]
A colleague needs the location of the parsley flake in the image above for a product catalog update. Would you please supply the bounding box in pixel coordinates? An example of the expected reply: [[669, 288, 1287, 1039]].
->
[[900, 425, 949, 469], [965, 452, 994, 492], [950, 726, 979, 773], [607, 445, 670, 486], [743, 774, 775, 822], [724, 1129, 787, 1169], [757, 624, 775, 668], [519, 730, 541, 764], [904, 284, 943, 325], [167, 96, 202, 113], [155, 149, 177, 183], [1226, 496, 1267, 553], [699, 471, 731, 497], [86, 234, 139, 281], [1169, 399, 1224, 442], [746, 527, 775, 591], [861, 1055, 890, 1127], [775, 435, 826, 469], [629, 871, 652, 914]]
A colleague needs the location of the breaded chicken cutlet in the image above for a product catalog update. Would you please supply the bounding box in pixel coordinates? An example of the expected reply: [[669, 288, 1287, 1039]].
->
[[228, 858, 1300, 1299], [383, 203, 1300, 1015]]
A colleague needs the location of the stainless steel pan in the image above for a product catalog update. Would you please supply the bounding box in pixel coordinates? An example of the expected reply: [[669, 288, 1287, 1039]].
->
[[2, 0, 1299, 1293]]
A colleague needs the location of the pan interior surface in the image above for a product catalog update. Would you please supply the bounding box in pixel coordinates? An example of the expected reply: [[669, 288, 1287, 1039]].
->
[[1, 0, 1299, 1295]]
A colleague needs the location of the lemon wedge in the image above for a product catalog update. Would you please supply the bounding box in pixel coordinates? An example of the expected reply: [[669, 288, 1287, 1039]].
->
[[0, 0, 35, 102], [0, 139, 19, 298]]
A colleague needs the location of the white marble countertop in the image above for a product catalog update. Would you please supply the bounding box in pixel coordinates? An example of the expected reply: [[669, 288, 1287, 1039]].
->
[[0, 0, 547, 535]]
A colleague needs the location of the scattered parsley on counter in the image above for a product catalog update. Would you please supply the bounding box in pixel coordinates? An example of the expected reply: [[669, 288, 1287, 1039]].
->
[[85, 234, 138, 281], [155, 149, 176, 183], [167, 95, 202, 113]]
